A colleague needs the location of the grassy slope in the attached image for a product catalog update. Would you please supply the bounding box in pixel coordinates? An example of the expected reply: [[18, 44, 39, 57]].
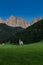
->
[[0, 41, 43, 65]]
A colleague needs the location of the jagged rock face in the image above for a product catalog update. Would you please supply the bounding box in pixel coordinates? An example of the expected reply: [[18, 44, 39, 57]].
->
[[31, 18, 38, 25], [0, 16, 43, 28], [5, 16, 17, 27], [31, 17, 43, 25], [38, 17, 43, 21], [0, 18, 3, 23], [5, 16, 30, 28], [17, 18, 30, 28]]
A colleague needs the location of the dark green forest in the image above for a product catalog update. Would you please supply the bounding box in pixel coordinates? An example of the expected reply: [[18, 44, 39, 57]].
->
[[0, 19, 43, 44], [0, 23, 24, 44], [10, 19, 43, 44]]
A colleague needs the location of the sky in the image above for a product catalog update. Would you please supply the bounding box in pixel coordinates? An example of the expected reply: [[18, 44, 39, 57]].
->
[[0, 0, 43, 22]]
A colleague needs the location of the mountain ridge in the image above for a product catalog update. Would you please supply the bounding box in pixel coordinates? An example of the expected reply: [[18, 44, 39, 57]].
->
[[0, 16, 43, 28], [0, 16, 30, 28]]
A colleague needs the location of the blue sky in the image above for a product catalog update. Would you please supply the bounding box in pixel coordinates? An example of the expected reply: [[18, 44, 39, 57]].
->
[[0, 0, 43, 22]]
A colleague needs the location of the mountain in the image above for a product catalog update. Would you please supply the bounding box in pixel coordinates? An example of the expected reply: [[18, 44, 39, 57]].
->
[[11, 19, 43, 44], [4, 16, 30, 28], [0, 16, 43, 29], [0, 18, 3, 23], [0, 16, 43, 44], [31, 17, 43, 25]]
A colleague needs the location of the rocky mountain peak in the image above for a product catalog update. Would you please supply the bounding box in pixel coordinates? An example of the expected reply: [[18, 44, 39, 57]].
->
[[31, 17, 43, 25], [5, 16, 30, 28], [38, 17, 43, 21], [9, 16, 16, 20], [32, 18, 38, 23], [0, 18, 3, 23], [0, 16, 43, 28]]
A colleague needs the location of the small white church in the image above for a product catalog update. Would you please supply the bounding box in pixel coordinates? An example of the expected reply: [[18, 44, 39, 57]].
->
[[19, 39, 23, 45]]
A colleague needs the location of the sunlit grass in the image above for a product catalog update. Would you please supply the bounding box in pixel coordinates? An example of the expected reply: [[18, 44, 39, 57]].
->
[[0, 41, 43, 65]]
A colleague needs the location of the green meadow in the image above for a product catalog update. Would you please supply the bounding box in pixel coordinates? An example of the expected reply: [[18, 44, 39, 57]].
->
[[0, 41, 43, 65]]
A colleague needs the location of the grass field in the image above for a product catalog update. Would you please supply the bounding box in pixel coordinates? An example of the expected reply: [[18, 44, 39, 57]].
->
[[0, 41, 43, 65]]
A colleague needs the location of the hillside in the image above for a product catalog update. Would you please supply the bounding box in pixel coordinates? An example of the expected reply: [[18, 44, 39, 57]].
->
[[0, 23, 24, 43], [11, 19, 43, 44]]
